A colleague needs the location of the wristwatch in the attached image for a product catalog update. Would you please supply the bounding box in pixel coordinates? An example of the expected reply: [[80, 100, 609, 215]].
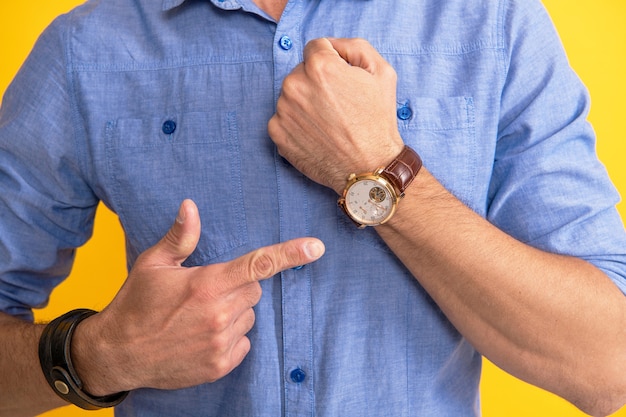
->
[[338, 145, 422, 228]]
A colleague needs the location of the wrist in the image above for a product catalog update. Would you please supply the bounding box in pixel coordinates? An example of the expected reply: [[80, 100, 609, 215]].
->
[[332, 136, 405, 196], [379, 167, 458, 234], [71, 312, 129, 397], [38, 309, 129, 409]]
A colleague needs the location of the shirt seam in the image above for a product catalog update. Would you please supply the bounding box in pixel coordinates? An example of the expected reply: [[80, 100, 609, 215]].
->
[[497, 0, 511, 82], [61, 13, 94, 196]]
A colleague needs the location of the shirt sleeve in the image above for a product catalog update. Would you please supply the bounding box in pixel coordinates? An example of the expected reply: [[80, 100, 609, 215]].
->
[[487, 0, 626, 295], [0, 15, 99, 321]]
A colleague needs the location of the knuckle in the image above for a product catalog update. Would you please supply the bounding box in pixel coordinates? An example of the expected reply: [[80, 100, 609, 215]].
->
[[207, 357, 232, 381], [207, 310, 231, 333], [237, 283, 263, 310], [274, 95, 290, 116], [249, 250, 278, 280], [245, 283, 263, 307], [307, 54, 332, 75], [281, 75, 301, 98], [205, 337, 251, 382], [207, 332, 231, 355], [353, 37, 369, 47], [234, 337, 251, 365], [267, 114, 279, 136], [243, 308, 256, 331], [382, 64, 397, 81], [283, 243, 303, 266], [226, 338, 251, 375]]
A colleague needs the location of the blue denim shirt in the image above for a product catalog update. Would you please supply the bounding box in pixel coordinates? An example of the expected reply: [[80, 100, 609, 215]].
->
[[1, 0, 625, 415]]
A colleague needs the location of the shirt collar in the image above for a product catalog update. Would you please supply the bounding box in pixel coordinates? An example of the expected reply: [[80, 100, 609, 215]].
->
[[162, 0, 185, 11], [162, 0, 243, 12]]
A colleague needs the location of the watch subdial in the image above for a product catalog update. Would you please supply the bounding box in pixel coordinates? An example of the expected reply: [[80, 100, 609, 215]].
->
[[369, 186, 387, 203]]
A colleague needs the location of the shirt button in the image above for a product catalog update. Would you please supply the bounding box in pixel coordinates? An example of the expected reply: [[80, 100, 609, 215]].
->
[[397, 105, 413, 121], [162, 120, 177, 135], [279, 35, 293, 51], [292, 265, 304, 271], [290, 368, 306, 383]]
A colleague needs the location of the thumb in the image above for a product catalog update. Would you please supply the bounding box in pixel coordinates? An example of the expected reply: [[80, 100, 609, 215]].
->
[[144, 199, 201, 266]]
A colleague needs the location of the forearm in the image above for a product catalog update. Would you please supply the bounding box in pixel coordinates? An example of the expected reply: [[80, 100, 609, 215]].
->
[[377, 168, 626, 416], [0, 313, 67, 417]]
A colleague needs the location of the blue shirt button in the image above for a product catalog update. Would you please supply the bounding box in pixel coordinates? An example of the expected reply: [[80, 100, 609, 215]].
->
[[290, 368, 306, 383], [279, 35, 293, 51], [397, 105, 413, 121], [292, 265, 304, 271], [162, 120, 176, 135]]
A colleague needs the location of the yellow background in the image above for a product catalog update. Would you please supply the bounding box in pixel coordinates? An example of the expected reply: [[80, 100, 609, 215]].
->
[[1, 1, 624, 416]]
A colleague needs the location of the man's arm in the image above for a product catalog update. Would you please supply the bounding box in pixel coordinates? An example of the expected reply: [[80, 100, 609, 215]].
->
[[0, 315, 64, 417], [0, 200, 325, 417], [269, 38, 626, 416], [376, 167, 626, 416]]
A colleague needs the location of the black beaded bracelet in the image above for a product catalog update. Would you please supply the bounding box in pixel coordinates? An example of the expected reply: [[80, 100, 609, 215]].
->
[[38, 309, 128, 410]]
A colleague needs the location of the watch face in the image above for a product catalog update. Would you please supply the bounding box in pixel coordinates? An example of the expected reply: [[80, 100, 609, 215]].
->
[[344, 178, 396, 225]]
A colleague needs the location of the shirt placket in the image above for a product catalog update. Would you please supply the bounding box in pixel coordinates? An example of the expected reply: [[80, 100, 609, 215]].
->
[[272, 2, 315, 416]]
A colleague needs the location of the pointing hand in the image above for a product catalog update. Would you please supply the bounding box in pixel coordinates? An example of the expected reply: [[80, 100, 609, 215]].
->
[[71, 199, 325, 395]]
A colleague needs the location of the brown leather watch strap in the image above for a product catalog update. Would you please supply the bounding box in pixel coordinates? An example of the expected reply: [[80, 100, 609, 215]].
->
[[382, 145, 422, 196]]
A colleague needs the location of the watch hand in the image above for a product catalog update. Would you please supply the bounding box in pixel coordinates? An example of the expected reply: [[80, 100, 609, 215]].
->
[[367, 200, 385, 211]]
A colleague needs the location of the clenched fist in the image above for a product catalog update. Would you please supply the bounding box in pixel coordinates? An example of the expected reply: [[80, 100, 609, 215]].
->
[[269, 37, 405, 194]]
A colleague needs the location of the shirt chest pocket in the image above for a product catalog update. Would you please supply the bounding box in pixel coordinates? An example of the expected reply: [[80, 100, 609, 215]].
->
[[338, 96, 477, 252], [397, 96, 477, 206], [104, 111, 247, 265]]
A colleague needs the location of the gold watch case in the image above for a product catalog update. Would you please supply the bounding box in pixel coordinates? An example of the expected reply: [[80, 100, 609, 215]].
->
[[338, 168, 400, 228]]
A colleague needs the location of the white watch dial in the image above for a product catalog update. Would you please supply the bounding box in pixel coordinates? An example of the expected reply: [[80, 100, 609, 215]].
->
[[345, 179, 394, 225]]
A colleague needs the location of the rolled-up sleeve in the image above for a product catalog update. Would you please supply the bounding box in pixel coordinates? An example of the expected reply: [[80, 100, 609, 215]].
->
[[487, 0, 626, 294], [0, 16, 99, 321]]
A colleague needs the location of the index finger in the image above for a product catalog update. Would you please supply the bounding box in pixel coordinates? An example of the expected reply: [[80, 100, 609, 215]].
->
[[226, 238, 325, 287], [302, 37, 342, 62], [326, 37, 387, 75]]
